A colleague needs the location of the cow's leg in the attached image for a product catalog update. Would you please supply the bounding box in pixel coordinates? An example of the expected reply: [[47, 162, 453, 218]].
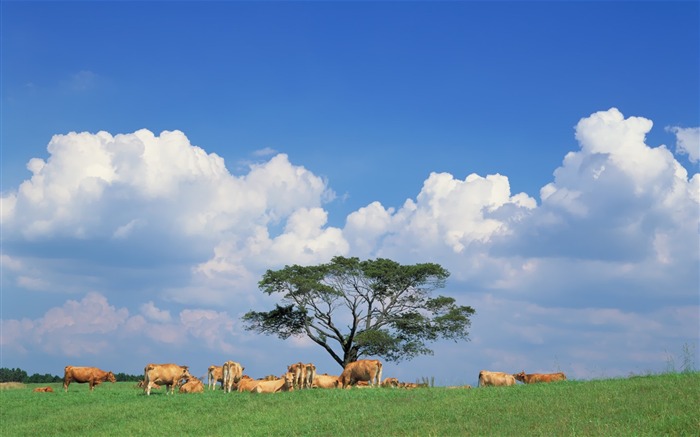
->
[[63, 378, 70, 392]]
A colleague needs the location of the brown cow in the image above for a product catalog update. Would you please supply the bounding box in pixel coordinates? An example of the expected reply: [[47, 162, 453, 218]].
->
[[236, 376, 259, 393], [252, 373, 295, 394], [222, 361, 244, 393], [478, 370, 516, 387], [287, 362, 305, 389], [339, 359, 383, 388], [33, 386, 54, 392], [143, 363, 192, 395], [303, 363, 317, 389], [179, 376, 205, 393], [381, 377, 400, 388], [207, 365, 224, 390], [63, 366, 116, 392], [137, 380, 161, 390], [513, 371, 567, 384], [312, 374, 340, 389]]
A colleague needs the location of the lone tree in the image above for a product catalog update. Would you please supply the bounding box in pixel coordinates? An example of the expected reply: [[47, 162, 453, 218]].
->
[[242, 256, 475, 369]]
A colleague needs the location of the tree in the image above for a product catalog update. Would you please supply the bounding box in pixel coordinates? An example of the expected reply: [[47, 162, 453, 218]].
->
[[243, 256, 475, 369]]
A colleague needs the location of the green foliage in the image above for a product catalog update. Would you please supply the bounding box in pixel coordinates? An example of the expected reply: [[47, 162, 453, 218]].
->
[[1, 373, 698, 436], [0, 367, 28, 383], [243, 256, 475, 368]]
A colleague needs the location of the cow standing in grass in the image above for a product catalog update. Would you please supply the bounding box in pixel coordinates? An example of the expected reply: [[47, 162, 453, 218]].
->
[[339, 359, 383, 388], [143, 363, 192, 395], [63, 366, 116, 392], [513, 371, 567, 384], [478, 370, 516, 387]]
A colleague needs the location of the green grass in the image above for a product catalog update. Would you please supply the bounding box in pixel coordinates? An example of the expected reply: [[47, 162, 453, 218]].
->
[[1, 372, 698, 436]]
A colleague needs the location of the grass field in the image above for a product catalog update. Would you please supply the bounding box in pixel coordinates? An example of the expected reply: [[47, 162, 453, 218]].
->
[[1, 372, 698, 436]]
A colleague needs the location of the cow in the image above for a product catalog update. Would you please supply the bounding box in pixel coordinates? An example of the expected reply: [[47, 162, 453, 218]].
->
[[252, 373, 295, 394], [33, 386, 54, 392], [287, 362, 305, 389], [381, 377, 400, 388], [513, 371, 567, 384], [179, 376, 205, 393], [207, 365, 224, 390], [478, 370, 516, 387], [143, 363, 192, 395], [236, 376, 259, 393], [303, 363, 317, 389], [63, 366, 116, 392], [312, 374, 340, 389], [222, 361, 244, 393], [339, 359, 382, 388]]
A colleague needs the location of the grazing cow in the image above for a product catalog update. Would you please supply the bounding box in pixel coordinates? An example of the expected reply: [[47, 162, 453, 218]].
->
[[478, 370, 516, 387], [339, 359, 383, 388], [253, 373, 295, 394], [312, 374, 340, 389], [207, 365, 224, 390], [287, 362, 305, 389], [222, 361, 244, 393], [143, 363, 192, 395], [63, 366, 116, 392], [303, 363, 317, 389], [513, 371, 567, 384], [137, 380, 160, 390], [382, 377, 400, 388], [179, 376, 205, 393], [33, 386, 54, 393]]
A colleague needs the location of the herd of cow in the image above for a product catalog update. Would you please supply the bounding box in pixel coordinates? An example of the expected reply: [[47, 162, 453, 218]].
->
[[52, 362, 567, 395]]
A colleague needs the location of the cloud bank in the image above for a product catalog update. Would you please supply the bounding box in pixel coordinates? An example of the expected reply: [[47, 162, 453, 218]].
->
[[2, 108, 698, 380]]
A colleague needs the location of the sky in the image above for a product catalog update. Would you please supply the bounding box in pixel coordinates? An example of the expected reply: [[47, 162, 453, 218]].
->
[[1, 1, 699, 386]]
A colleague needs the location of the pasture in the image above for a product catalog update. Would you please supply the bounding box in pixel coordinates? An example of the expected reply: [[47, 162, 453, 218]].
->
[[1, 372, 698, 436]]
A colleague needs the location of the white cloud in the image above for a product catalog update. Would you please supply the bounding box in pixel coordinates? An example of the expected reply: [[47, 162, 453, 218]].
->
[[667, 126, 700, 163], [140, 301, 172, 323]]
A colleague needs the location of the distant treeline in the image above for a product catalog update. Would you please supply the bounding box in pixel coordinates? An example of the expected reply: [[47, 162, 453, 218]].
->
[[0, 367, 142, 383]]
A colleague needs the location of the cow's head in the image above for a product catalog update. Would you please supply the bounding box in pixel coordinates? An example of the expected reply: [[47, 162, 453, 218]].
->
[[107, 372, 117, 383], [283, 372, 295, 390], [513, 371, 526, 382]]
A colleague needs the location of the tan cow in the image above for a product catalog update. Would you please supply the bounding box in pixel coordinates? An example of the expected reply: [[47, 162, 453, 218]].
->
[[207, 365, 224, 390], [137, 380, 161, 390], [63, 366, 116, 392], [287, 362, 305, 389], [179, 376, 205, 393], [478, 370, 516, 387], [33, 386, 54, 392], [222, 361, 244, 393], [143, 363, 192, 395], [236, 376, 259, 393], [339, 359, 382, 388], [381, 377, 400, 388], [513, 371, 567, 384], [303, 363, 317, 389], [312, 374, 340, 389], [252, 373, 295, 394]]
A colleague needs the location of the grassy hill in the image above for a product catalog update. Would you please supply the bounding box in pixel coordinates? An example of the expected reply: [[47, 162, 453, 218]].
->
[[1, 372, 698, 436]]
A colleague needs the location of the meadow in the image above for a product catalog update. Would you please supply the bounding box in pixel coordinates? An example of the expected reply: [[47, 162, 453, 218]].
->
[[1, 372, 698, 436]]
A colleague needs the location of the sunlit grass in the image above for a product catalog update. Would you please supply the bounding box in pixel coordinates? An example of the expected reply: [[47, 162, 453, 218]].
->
[[1, 372, 698, 436]]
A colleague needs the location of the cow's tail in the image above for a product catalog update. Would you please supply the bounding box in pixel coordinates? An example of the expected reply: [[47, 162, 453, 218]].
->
[[376, 361, 383, 387], [478, 371, 484, 388]]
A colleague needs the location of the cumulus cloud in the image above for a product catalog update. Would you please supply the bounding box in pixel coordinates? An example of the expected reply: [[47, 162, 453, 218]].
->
[[2, 108, 698, 380], [667, 126, 699, 163]]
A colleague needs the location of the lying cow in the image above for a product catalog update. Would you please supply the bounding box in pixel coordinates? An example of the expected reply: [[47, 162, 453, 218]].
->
[[144, 363, 192, 395], [63, 366, 116, 392], [137, 380, 161, 390], [312, 374, 340, 389], [478, 370, 516, 387], [339, 359, 382, 388], [381, 377, 400, 388], [236, 376, 259, 393], [33, 386, 54, 393], [207, 365, 224, 390], [179, 376, 205, 393], [513, 371, 567, 384], [252, 373, 295, 394]]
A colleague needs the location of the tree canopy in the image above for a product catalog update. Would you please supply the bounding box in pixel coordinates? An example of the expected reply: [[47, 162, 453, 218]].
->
[[242, 256, 475, 368]]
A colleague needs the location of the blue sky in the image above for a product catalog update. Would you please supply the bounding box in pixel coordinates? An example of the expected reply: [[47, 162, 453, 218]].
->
[[1, 1, 698, 385]]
